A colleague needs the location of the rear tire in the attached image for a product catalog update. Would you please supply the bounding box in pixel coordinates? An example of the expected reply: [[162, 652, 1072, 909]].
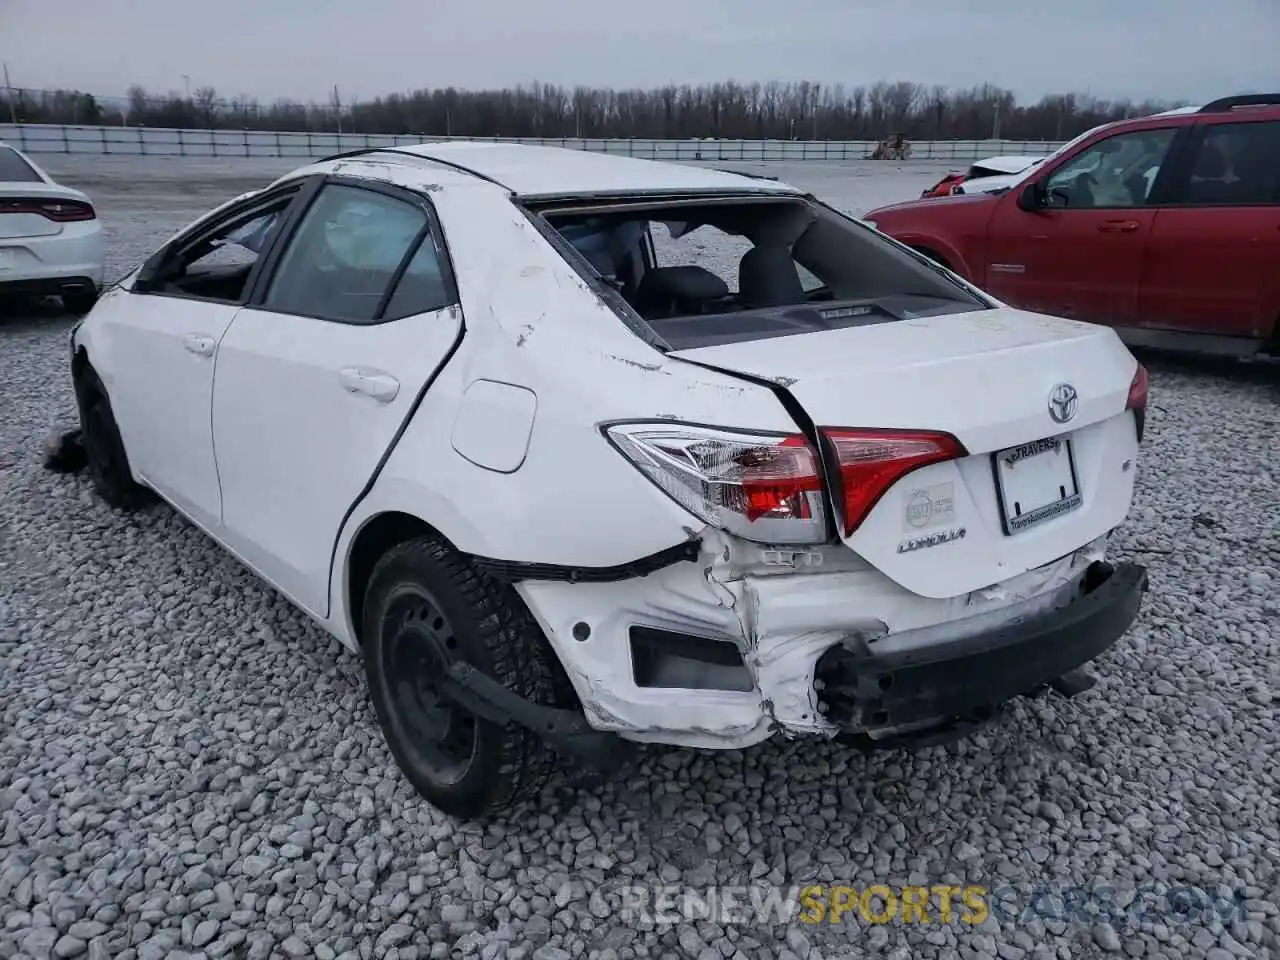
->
[[362, 536, 566, 819], [62, 287, 99, 316], [75, 367, 153, 510]]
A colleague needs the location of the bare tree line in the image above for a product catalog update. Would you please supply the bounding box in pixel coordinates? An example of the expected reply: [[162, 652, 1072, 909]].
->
[[2, 80, 1188, 141]]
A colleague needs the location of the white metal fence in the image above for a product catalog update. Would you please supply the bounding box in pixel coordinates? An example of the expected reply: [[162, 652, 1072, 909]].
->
[[1, 123, 1067, 163]]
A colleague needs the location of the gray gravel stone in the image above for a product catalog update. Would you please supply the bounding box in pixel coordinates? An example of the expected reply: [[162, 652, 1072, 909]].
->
[[191, 921, 219, 948]]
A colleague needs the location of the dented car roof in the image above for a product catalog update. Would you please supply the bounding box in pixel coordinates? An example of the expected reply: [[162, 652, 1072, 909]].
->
[[279, 140, 806, 200]]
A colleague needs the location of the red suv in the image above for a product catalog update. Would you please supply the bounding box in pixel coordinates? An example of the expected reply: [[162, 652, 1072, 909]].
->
[[864, 95, 1280, 357]]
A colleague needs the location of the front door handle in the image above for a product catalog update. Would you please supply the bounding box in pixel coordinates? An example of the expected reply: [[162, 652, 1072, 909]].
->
[[183, 334, 217, 357], [1097, 219, 1141, 233], [339, 367, 400, 403]]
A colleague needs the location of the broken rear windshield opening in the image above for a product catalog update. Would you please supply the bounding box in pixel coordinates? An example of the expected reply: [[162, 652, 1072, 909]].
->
[[538, 196, 987, 350]]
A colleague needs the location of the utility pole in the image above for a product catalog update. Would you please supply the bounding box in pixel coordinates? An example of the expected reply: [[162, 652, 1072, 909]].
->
[[182, 74, 191, 101], [333, 85, 343, 135], [3, 63, 18, 124], [991, 99, 1002, 140]]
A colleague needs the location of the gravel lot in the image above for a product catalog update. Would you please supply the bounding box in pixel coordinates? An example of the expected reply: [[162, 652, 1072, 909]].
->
[[1, 154, 1278, 960]]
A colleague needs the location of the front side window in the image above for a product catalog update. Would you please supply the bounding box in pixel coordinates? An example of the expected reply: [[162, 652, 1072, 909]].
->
[[262, 184, 432, 323], [1177, 121, 1280, 206], [150, 197, 295, 302], [1044, 128, 1178, 209]]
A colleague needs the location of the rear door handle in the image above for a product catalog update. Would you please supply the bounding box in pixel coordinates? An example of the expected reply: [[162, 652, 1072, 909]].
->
[[339, 367, 400, 403], [183, 334, 217, 357], [1097, 220, 1141, 233]]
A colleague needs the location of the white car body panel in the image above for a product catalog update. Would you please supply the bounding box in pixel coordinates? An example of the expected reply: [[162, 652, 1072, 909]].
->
[[88, 288, 237, 531], [0, 146, 105, 290], [210, 301, 465, 618], [71, 141, 1146, 750], [326, 181, 803, 638], [672, 310, 1140, 599]]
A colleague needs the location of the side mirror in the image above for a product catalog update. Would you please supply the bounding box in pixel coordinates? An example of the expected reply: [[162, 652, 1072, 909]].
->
[[1017, 182, 1047, 212]]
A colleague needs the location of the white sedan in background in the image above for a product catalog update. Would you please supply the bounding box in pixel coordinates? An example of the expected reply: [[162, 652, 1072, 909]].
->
[[952, 154, 1044, 194], [0, 142, 103, 313], [61, 142, 1149, 818]]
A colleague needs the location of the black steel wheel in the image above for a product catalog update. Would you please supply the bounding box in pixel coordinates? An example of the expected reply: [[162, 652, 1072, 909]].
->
[[75, 366, 153, 510], [379, 582, 478, 786], [361, 536, 567, 819]]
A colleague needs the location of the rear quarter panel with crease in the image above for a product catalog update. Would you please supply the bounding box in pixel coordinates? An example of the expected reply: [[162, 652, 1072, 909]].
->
[[328, 186, 800, 646]]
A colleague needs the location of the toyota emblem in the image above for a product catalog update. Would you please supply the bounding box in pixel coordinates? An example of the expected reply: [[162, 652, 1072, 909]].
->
[[1048, 383, 1078, 424]]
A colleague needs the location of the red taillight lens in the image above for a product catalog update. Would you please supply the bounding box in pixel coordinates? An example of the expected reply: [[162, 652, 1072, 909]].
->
[[606, 424, 827, 544], [1126, 362, 1148, 442], [1126, 363, 1148, 412], [0, 198, 96, 221], [822, 428, 967, 537], [739, 434, 823, 521]]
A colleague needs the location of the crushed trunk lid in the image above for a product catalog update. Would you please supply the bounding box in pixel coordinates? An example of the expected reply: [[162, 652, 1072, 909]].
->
[[670, 307, 1141, 599]]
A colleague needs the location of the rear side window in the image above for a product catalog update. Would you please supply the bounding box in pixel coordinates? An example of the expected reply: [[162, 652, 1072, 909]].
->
[[0, 147, 42, 182], [381, 232, 454, 320], [263, 184, 433, 323], [1177, 121, 1280, 205]]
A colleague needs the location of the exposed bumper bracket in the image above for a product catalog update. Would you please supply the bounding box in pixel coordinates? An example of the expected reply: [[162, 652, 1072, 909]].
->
[[440, 661, 633, 771]]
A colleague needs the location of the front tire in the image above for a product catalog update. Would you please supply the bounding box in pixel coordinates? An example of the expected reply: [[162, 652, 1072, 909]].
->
[[75, 367, 153, 510], [362, 536, 565, 819]]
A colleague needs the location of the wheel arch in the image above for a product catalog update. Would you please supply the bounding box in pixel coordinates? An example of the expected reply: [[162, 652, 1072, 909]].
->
[[341, 507, 582, 708], [345, 510, 438, 648]]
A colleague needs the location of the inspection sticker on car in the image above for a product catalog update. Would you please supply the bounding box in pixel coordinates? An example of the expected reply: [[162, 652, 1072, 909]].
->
[[993, 435, 1082, 534]]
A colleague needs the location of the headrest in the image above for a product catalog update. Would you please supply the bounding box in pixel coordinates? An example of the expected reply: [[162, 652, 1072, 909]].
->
[[739, 245, 804, 307], [637, 265, 729, 303], [1194, 144, 1228, 179]]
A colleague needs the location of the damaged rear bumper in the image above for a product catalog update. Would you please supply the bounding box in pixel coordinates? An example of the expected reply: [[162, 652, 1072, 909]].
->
[[514, 534, 1146, 750], [814, 560, 1148, 736]]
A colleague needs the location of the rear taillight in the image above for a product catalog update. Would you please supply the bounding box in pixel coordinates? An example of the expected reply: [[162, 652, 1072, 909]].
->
[[605, 423, 827, 544], [821, 428, 967, 537], [0, 198, 96, 221], [1126, 362, 1148, 442], [1126, 363, 1148, 411]]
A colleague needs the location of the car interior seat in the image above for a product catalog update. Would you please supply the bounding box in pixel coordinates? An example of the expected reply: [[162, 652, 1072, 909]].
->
[[1186, 143, 1231, 204], [633, 265, 729, 319], [738, 245, 804, 308]]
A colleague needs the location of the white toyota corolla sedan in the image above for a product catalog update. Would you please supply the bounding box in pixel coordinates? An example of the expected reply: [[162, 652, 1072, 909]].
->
[[64, 142, 1149, 818], [0, 142, 104, 313]]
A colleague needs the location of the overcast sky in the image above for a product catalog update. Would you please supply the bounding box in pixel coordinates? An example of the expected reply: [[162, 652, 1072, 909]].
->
[[2, 0, 1277, 106]]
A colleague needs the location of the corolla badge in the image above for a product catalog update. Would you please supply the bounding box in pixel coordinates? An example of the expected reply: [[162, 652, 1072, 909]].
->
[[1048, 383, 1079, 424]]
